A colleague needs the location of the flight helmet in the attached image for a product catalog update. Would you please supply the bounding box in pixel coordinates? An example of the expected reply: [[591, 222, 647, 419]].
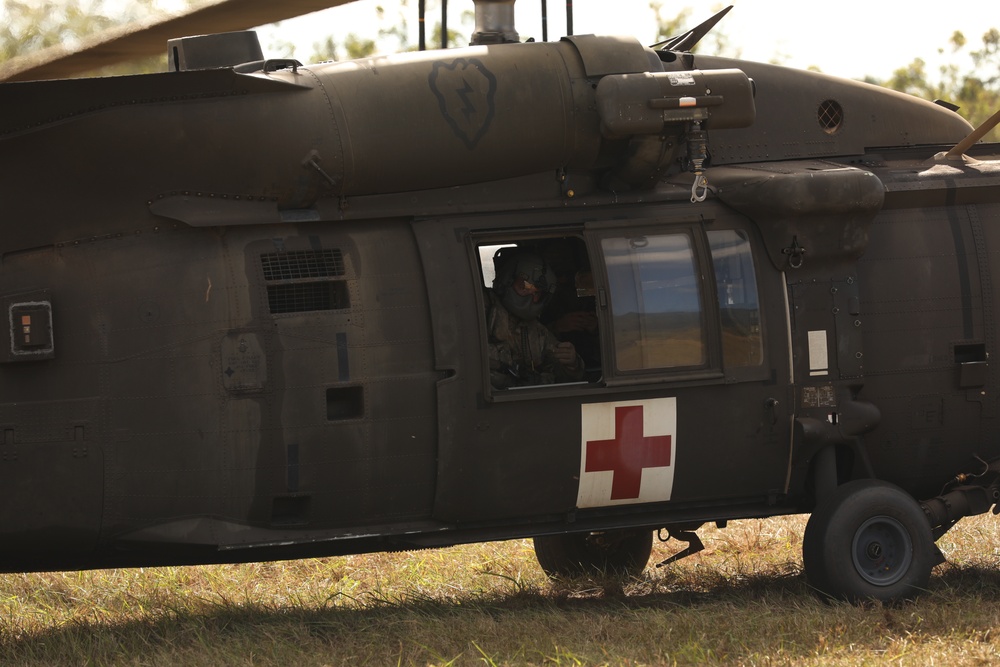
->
[[493, 250, 557, 321]]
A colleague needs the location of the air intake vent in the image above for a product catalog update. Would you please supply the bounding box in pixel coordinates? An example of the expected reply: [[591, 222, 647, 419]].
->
[[267, 283, 349, 314], [261, 249, 345, 281], [818, 99, 844, 135], [261, 249, 349, 315]]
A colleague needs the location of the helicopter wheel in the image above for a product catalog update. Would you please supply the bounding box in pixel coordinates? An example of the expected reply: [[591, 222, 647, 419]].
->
[[802, 479, 935, 603], [533, 529, 653, 578]]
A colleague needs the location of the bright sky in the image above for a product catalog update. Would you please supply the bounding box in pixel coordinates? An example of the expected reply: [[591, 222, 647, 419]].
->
[[251, 0, 999, 83]]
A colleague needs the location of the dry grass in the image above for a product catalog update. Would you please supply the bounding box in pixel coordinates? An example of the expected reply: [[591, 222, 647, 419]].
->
[[2, 515, 1000, 665]]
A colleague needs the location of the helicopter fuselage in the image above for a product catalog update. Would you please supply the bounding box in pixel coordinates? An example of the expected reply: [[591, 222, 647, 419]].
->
[[1, 34, 999, 588]]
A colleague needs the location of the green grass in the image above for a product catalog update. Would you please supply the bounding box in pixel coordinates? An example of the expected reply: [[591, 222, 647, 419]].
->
[[1, 515, 1000, 665]]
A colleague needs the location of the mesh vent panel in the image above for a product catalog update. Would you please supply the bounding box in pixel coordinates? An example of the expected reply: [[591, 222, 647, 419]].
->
[[261, 249, 344, 281]]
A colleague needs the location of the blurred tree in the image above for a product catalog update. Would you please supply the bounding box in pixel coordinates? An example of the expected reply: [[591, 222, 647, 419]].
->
[[307, 1, 468, 63], [378, 0, 470, 53], [344, 33, 378, 58], [650, 2, 689, 44], [867, 28, 1000, 141], [0, 0, 187, 75], [1, 0, 115, 61], [309, 33, 376, 63]]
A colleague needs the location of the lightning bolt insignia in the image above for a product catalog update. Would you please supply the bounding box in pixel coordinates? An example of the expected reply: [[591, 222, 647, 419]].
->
[[429, 58, 498, 150], [455, 79, 476, 121]]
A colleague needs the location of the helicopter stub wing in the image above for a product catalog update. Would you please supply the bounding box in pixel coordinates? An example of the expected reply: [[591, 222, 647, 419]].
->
[[0, 0, 360, 83]]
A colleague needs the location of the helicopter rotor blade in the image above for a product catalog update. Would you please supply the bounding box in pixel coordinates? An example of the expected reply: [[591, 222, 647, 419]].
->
[[0, 0, 362, 83]]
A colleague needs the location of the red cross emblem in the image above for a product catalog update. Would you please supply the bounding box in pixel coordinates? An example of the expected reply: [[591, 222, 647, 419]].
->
[[584, 405, 672, 500]]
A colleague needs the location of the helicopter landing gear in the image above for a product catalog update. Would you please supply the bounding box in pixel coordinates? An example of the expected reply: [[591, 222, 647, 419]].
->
[[533, 528, 653, 578], [803, 479, 936, 603]]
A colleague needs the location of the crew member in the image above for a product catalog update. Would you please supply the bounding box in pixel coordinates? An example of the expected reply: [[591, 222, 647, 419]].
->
[[487, 250, 584, 389], [539, 238, 600, 375]]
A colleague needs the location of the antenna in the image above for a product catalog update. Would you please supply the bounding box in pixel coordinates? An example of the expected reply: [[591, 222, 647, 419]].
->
[[945, 108, 1000, 160], [541, 0, 548, 41], [418, 0, 426, 51], [441, 0, 449, 49], [652, 5, 733, 53]]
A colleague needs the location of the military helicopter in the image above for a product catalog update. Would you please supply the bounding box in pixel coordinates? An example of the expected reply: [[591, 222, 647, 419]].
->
[[2, 0, 1000, 605]]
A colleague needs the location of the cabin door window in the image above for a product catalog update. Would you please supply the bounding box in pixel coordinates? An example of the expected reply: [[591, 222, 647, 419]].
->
[[475, 236, 601, 389], [707, 229, 763, 368], [601, 233, 706, 371]]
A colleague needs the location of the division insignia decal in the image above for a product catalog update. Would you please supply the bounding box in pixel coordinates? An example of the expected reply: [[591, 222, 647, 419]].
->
[[429, 58, 497, 149], [577, 398, 677, 508]]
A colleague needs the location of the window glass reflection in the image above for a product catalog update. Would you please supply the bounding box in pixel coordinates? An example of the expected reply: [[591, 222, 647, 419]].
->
[[708, 230, 763, 367], [602, 234, 705, 371]]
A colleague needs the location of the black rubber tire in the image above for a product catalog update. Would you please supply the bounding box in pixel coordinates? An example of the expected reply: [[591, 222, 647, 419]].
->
[[533, 529, 653, 578], [803, 479, 935, 603]]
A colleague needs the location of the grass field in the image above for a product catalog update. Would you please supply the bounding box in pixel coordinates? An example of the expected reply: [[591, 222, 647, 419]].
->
[[2, 514, 1000, 665]]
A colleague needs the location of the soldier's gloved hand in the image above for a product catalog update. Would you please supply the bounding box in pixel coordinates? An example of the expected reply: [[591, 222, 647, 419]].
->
[[553, 342, 579, 370]]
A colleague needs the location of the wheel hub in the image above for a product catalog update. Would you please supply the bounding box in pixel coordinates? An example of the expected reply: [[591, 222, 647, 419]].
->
[[852, 516, 913, 587]]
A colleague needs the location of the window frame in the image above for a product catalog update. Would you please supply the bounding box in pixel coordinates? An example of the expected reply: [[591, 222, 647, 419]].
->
[[468, 216, 771, 399], [469, 227, 602, 400]]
